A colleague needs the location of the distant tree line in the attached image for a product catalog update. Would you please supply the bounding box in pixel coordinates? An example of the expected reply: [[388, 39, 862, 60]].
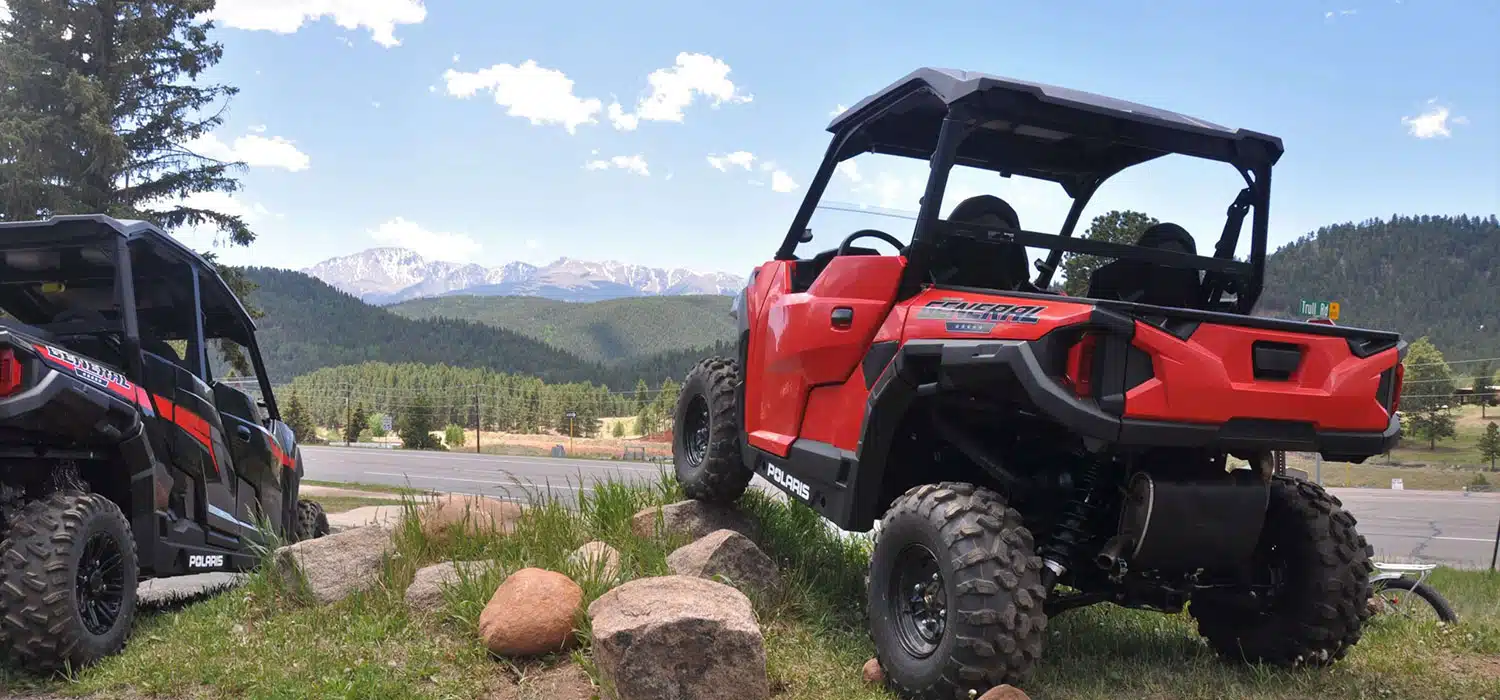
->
[[280, 362, 683, 440]]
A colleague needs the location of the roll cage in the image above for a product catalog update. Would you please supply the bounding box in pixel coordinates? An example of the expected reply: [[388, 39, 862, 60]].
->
[[779, 68, 1285, 313], [0, 214, 280, 419]]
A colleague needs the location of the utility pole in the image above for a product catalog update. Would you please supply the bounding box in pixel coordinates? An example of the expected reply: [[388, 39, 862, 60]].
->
[[1491, 514, 1499, 571], [345, 387, 353, 445], [474, 392, 481, 455]]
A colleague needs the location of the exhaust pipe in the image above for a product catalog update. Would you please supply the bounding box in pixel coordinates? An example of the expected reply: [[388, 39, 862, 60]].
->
[[1095, 533, 1130, 570]]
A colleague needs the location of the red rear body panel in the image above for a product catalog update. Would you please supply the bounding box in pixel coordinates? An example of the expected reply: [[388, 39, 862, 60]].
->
[[1126, 321, 1396, 432], [742, 255, 1399, 459]]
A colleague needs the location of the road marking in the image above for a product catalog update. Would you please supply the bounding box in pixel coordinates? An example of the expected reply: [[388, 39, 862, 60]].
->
[[1432, 536, 1498, 543]]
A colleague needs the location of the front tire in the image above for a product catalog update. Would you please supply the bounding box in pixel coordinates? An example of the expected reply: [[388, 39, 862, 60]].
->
[[868, 482, 1048, 699], [1190, 477, 1374, 667], [672, 357, 752, 504], [0, 490, 139, 672]]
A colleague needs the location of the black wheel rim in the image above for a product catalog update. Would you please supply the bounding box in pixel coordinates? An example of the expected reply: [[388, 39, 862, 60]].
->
[[682, 395, 710, 469], [75, 531, 126, 636], [889, 544, 947, 659]]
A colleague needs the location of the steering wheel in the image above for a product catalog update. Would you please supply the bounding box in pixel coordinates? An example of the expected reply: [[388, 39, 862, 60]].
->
[[837, 229, 906, 256]]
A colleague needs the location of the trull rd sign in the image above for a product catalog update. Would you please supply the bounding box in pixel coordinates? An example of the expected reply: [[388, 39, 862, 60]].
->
[[1297, 299, 1341, 321]]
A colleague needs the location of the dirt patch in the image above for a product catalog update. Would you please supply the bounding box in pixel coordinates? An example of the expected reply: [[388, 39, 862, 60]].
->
[[485, 661, 597, 700]]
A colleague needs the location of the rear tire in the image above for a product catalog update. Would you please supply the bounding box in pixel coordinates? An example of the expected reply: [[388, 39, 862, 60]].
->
[[672, 357, 752, 504], [295, 500, 329, 542], [867, 482, 1047, 699], [1190, 477, 1374, 667], [0, 490, 139, 672]]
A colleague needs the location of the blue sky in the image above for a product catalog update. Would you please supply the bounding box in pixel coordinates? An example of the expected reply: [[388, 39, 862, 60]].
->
[[153, 0, 1497, 275]]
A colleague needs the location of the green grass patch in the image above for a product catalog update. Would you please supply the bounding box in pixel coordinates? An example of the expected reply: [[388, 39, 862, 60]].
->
[[313, 495, 407, 514], [301, 479, 429, 496], [6, 475, 1499, 700]]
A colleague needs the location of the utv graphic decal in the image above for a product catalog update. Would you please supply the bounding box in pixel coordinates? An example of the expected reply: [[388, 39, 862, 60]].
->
[[914, 300, 1045, 326], [188, 554, 225, 569], [32, 343, 136, 400], [764, 463, 812, 501]]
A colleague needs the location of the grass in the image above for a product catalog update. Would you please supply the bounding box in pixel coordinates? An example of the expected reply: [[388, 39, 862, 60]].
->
[[301, 479, 430, 496], [4, 475, 1499, 700], [312, 495, 407, 514]]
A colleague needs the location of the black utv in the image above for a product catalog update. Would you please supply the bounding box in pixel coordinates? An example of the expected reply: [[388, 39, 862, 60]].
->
[[0, 215, 327, 672]]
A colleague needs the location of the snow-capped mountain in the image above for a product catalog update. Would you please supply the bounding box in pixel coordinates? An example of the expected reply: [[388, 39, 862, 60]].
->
[[302, 248, 744, 304]]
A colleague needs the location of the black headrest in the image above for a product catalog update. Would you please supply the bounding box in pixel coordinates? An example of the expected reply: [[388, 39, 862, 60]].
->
[[1136, 223, 1195, 255], [948, 195, 1021, 229]]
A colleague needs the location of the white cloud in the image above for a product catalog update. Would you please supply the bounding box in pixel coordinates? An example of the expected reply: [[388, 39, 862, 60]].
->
[[369, 217, 481, 261], [185, 131, 311, 172], [584, 154, 650, 176], [770, 170, 798, 193], [836, 159, 862, 183], [442, 60, 602, 134], [177, 191, 272, 221], [831, 104, 848, 117], [607, 102, 640, 131], [452, 53, 460, 63], [336, 36, 353, 47], [526, 239, 540, 250], [0, 2, 11, 23], [608, 53, 752, 130], [1402, 99, 1468, 139], [371, 100, 381, 108], [248, 124, 267, 133], [208, 0, 427, 48], [707, 150, 756, 171]]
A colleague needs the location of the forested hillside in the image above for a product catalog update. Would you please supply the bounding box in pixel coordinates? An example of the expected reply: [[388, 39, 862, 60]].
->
[[241, 267, 725, 389], [388, 294, 735, 364], [1259, 214, 1499, 359]]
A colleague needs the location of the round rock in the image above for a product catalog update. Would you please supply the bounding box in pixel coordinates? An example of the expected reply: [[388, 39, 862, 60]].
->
[[479, 568, 583, 657]]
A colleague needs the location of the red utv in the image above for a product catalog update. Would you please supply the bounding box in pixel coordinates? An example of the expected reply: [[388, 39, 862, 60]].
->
[[0, 216, 327, 673], [672, 68, 1400, 699]]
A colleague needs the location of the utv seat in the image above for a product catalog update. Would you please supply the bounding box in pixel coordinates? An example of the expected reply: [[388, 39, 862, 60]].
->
[[1086, 222, 1202, 308], [934, 195, 1039, 292]]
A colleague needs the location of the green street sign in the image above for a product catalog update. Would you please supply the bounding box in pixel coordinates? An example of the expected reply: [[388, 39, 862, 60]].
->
[[1297, 299, 1340, 321]]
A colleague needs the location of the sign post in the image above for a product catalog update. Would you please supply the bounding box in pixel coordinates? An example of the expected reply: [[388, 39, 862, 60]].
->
[[566, 411, 577, 454]]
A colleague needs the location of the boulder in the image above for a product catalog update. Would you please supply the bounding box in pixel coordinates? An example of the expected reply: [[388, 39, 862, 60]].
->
[[274, 525, 393, 605], [479, 568, 583, 657], [420, 493, 524, 538], [566, 541, 622, 581], [666, 529, 780, 595], [630, 500, 757, 541], [405, 560, 489, 613], [979, 685, 1031, 700], [588, 575, 768, 700], [861, 658, 884, 685]]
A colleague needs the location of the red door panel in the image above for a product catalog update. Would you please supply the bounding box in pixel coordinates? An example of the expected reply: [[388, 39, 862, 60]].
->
[[745, 256, 904, 457]]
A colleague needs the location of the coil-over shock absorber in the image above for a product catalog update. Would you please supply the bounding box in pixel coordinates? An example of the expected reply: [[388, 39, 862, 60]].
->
[[1039, 461, 1108, 589]]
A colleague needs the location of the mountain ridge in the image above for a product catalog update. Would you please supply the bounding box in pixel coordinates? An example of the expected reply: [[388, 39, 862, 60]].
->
[[303, 247, 744, 304]]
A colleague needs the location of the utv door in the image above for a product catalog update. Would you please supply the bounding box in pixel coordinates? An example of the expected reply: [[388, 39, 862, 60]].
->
[[213, 382, 284, 535], [743, 254, 904, 456], [139, 352, 246, 544]]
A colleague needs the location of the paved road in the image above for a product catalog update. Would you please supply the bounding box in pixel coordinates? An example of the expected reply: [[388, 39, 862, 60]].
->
[[301, 446, 1500, 570]]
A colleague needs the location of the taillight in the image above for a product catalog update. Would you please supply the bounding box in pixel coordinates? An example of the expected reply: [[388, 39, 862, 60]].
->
[[1066, 333, 1100, 398], [0, 348, 22, 397]]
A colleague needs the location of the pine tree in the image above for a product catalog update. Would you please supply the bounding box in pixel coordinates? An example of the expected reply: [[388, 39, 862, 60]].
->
[[345, 405, 369, 444], [0, 0, 260, 369], [1059, 210, 1159, 296], [1478, 422, 1500, 471], [398, 396, 439, 450], [283, 390, 316, 444], [611, 420, 625, 438]]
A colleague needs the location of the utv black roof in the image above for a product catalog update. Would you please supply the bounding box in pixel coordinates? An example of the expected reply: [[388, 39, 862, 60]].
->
[[826, 67, 1284, 193], [0, 214, 257, 346]]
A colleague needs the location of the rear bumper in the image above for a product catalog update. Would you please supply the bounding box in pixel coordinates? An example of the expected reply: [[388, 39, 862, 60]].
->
[[910, 337, 1400, 459], [0, 362, 142, 445]]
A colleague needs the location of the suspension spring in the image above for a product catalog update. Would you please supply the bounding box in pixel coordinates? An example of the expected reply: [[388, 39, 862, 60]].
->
[[1039, 461, 1108, 588]]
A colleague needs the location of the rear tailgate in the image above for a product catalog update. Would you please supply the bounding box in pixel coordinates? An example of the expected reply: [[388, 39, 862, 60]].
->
[[1088, 301, 1403, 457]]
